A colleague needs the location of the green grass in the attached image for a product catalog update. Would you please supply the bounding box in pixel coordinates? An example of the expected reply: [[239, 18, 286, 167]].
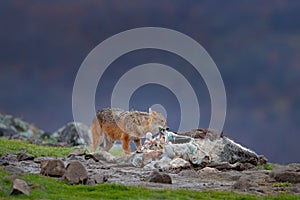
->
[[273, 182, 294, 188], [257, 163, 276, 170], [0, 138, 73, 157], [109, 144, 125, 156]]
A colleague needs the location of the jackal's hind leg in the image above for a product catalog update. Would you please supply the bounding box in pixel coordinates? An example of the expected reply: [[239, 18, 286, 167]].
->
[[91, 121, 103, 152], [103, 136, 115, 152], [121, 133, 131, 154]]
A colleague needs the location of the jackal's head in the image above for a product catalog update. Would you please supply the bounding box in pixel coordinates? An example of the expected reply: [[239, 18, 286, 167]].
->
[[148, 108, 168, 133]]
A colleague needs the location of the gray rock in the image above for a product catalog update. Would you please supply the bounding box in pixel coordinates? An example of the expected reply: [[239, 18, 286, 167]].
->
[[17, 152, 34, 161], [206, 162, 255, 171], [131, 153, 143, 167], [0, 127, 18, 138], [169, 158, 191, 169], [232, 177, 258, 192], [164, 129, 266, 167], [0, 159, 9, 166], [68, 149, 86, 157], [199, 167, 220, 173], [0, 114, 44, 142], [145, 171, 172, 184], [88, 151, 116, 163], [178, 169, 198, 177], [13, 118, 28, 132], [132, 151, 162, 168], [53, 122, 91, 147], [220, 137, 259, 164], [34, 156, 55, 163], [10, 178, 30, 196], [153, 156, 172, 170], [4, 166, 25, 175], [1, 152, 18, 162], [176, 128, 221, 140], [64, 161, 88, 184], [87, 174, 108, 185], [40, 159, 65, 177], [270, 164, 300, 183]]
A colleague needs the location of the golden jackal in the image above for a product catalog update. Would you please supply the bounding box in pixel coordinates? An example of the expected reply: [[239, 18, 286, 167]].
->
[[91, 108, 167, 154]]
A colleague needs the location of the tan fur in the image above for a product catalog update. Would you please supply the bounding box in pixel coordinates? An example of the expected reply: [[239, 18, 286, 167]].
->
[[91, 108, 167, 154]]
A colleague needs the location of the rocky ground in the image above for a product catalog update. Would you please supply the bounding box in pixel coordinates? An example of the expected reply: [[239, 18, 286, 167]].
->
[[1, 113, 300, 196], [1, 150, 300, 196]]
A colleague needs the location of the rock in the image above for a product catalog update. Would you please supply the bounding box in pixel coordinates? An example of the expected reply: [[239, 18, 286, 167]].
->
[[10, 178, 30, 196], [232, 178, 252, 191], [145, 171, 172, 184], [87, 174, 108, 185], [34, 156, 55, 163], [53, 122, 91, 147], [163, 143, 195, 162], [176, 128, 221, 140], [206, 162, 254, 171], [4, 166, 25, 175], [154, 156, 172, 170], [0, 114, 44, 142], [40, 159, 65, 177], [68, 149, 86, 157], [132, 151, 162, 168], [257, 155, 268, 165], [169, 158, 191, 169], [1, 152, 18, 162], [199, 167, 220, 173], [178, 169, 199, 177], [64, 161, 88, 184], [131, 153, 143, 167], [270, 164, 300, 183], [0, 159, 9, 166], [0, 127, 18, 138], [86, 151, 116, 163], [143, 151, 162, 164], [232, 177, 258, 192], [168, 128, 264, 167], [17, 152, 34, 161]]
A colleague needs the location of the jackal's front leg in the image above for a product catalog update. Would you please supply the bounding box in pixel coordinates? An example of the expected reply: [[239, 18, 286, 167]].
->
[[133, 138, 142, 151]]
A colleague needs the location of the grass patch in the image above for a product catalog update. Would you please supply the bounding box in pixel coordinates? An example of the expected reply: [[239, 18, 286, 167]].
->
[[257, 163, 276, 170], [0, 138, 73, 157], [273, 182, 294, 188], [109, 144, 125, 156], [1, 167, 299, 200]]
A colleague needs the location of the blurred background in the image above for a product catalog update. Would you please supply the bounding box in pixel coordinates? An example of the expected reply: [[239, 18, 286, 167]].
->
[[0, 1, 299, 164]]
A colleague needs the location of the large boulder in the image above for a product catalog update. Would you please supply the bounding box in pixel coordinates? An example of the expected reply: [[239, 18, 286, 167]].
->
[[145, 171, 172, 184], [64, 161, 88, 184], [131, 128, 266, 170], [270, 164, 300, 183], [40, 159, 65, 177], [17, 152, 34, 161], [166, 128, 265, 166], [52, 122, 91, 147], [10, 178, 30, 196], [169, 158, 191, 169], [87, 174, 108, 186]]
